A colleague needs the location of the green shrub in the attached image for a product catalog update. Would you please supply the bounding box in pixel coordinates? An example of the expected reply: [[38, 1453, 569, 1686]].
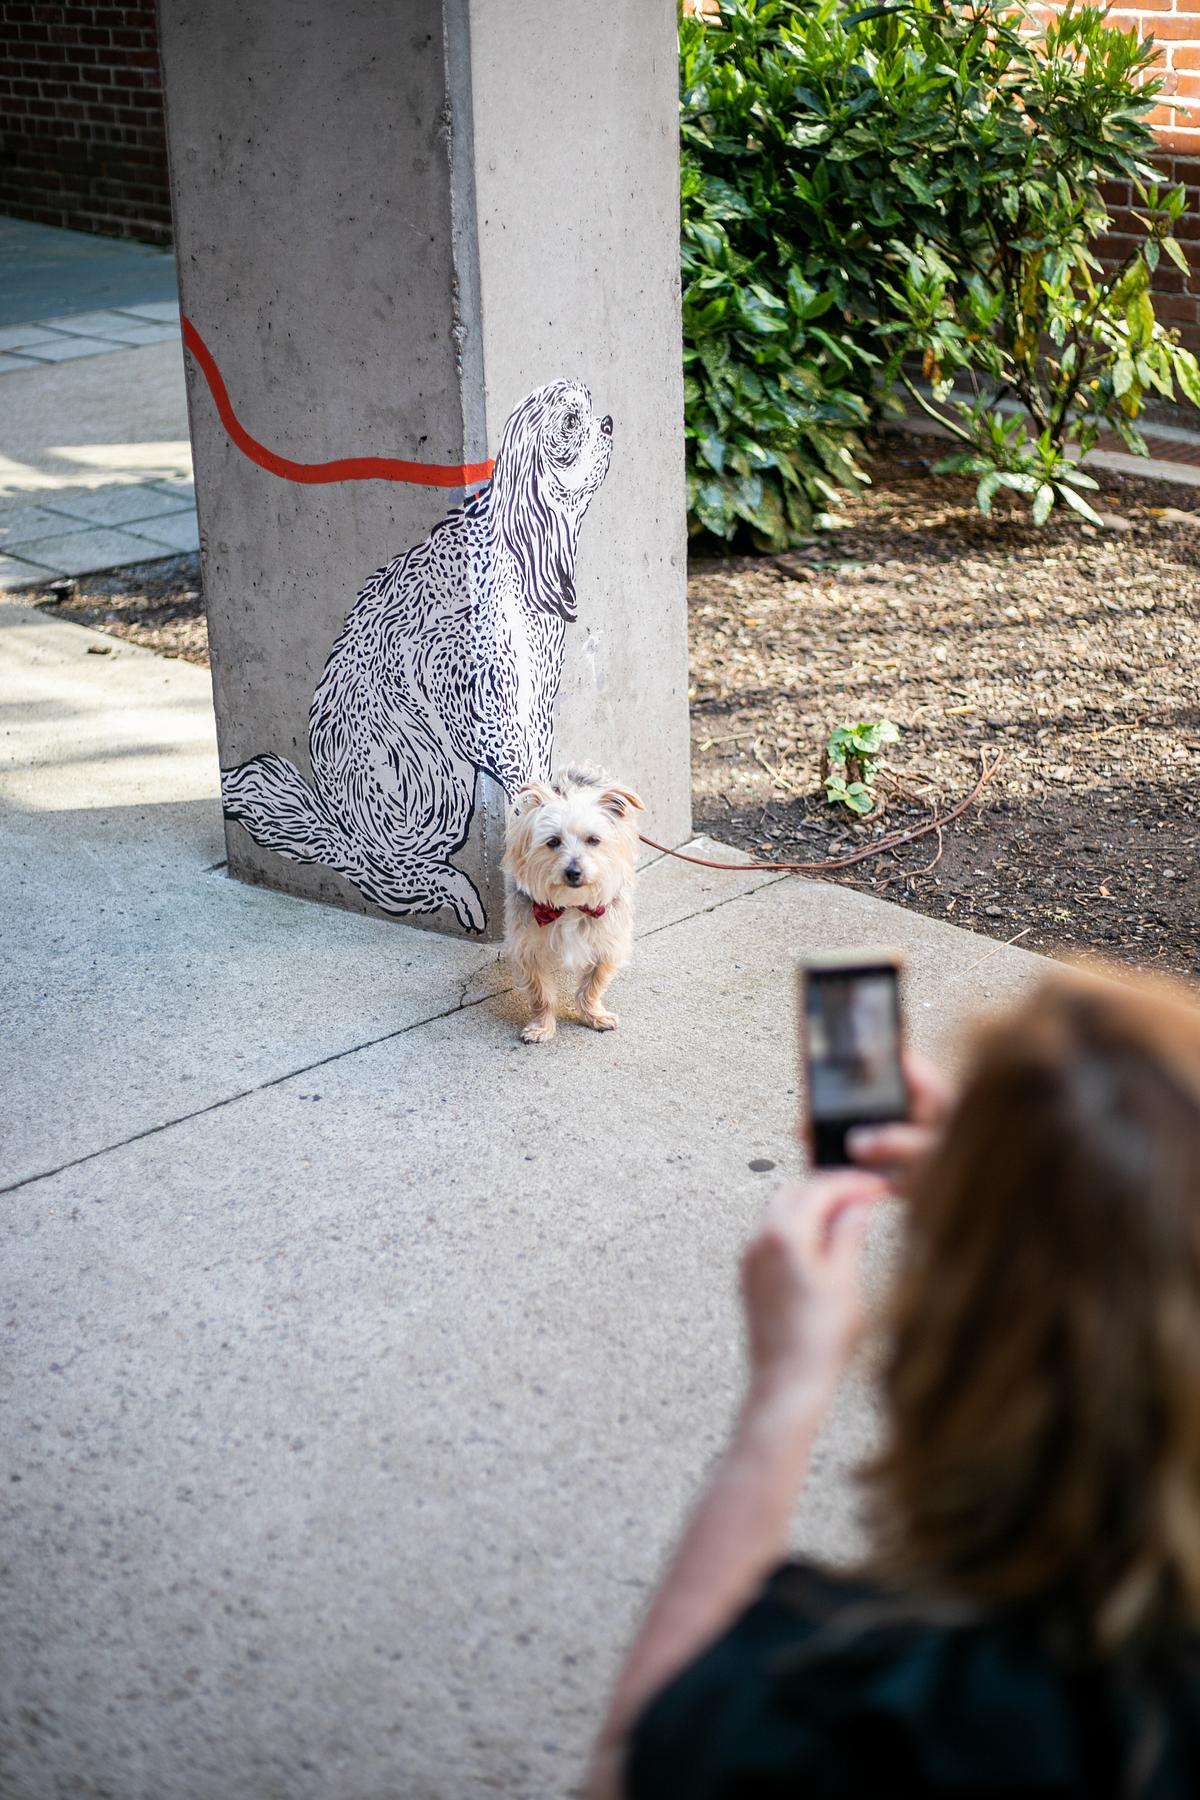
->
[[680, 3, 875, 549], [680, 0, 1200, 542]]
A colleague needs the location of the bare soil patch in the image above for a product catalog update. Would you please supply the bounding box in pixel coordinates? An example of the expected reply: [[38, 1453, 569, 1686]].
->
[[13, 445, 1197, 978], [689, 437, 1200, 980], [16, 554, 208, 665]]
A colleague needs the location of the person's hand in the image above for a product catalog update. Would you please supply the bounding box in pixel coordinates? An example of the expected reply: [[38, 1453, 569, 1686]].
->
[[589, 1177, 888, 1797], [845, 1050, 955, 1195], [739, 1173, 887, 1403]]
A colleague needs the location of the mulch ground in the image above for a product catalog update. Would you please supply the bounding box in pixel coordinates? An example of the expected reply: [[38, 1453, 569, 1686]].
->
[[14, 436, 1199, 978], [21, 555, 209, 665], [688, 437, 1200, 982]]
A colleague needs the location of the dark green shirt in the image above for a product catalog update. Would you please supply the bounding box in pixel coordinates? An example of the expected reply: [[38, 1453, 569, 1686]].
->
[[627, 1562, 1200, 1798]]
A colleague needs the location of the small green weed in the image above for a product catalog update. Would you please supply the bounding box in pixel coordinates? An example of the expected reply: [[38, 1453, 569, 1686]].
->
[[823, 720, 900, 816]]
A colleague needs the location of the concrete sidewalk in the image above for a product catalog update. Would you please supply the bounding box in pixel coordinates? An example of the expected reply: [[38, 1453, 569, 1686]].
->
[[0, 606, 1047, 1799], [0, 217, 178, 331], [0, 337, 196, 586], [0, 216, 196, 587]]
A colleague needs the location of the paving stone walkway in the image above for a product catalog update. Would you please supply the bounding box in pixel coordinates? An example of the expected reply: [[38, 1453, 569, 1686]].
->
[[0, 219, 197, 588], [0, 465, 197, 588], [0, 301, 180, 373], [0, 215, 178, 331]]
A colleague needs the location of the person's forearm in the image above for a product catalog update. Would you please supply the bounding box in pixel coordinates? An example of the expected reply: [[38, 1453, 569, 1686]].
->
[[588, 1367, 834, 1800]]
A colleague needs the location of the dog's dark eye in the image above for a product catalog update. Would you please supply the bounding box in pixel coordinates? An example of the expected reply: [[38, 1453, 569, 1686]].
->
[[563, 410, 580, 434], [546, 836, 562, 850], [586, 835, 600, 846]]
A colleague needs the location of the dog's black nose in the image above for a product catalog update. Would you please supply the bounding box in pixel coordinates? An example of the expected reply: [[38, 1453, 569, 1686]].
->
[[564, 864, 583, 886], [600, 415, 613, 438]]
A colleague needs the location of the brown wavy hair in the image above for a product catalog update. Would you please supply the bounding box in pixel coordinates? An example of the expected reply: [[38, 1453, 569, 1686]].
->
[[864, 967, 1200, 1654]]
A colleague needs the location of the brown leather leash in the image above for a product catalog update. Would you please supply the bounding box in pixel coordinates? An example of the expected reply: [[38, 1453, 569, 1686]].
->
[[638, 748, 1004, 876]]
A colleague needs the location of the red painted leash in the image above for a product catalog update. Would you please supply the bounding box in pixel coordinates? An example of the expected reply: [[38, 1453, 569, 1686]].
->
[[638, 749, 1004, 875], [180, 316, 495, 489]]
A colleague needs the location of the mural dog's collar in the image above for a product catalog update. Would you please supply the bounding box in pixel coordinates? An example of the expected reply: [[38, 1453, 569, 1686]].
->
[[529, 898, 607, 927]]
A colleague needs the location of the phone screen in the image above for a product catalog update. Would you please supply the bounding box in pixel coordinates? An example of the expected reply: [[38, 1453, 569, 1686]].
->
[[804, 962, 906, 1166]]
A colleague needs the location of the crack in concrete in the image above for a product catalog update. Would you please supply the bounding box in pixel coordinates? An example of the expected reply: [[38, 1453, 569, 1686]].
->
[[0, 873, 792, 1200], [636, 871, 790, 943], [0, 987, 504, 1201], [455, 954, 502, 1011]]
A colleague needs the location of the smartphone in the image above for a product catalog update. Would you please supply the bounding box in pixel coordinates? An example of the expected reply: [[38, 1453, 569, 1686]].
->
[[799, 950, 908, 1168]]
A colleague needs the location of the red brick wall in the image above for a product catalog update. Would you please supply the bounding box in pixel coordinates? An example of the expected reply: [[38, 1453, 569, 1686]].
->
[[1091, 2, 1200, 354], [0, 1, 171, 244], [1123, 1, 1200, 155]]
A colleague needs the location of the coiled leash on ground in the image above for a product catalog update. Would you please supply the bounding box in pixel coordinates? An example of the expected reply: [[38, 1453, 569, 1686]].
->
[[638, 747, 1004, 876]]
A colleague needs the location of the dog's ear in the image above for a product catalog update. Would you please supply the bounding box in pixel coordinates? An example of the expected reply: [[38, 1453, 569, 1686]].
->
[[516, 780, 556, 813], [492, 383, 583, 623], [599, 785, 644, 819]]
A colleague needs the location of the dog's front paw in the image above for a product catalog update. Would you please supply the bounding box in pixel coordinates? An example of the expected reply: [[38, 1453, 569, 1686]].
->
[[445, 875, 486, 934], [522, 1016, 557, 1045], [582, 1009, 619, 1032]]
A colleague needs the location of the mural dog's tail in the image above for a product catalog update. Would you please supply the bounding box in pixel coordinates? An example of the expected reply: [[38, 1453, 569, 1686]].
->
[[221, 754, 349, 872], [221, 754, 486, 930]]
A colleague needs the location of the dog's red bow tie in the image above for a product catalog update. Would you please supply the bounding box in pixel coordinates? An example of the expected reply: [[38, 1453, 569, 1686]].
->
[[532, 901, 607, 927]]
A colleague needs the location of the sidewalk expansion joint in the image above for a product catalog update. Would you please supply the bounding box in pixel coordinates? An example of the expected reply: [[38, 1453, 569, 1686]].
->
[[636, 870, 791, 944], [0, 987, 502, 1199], [0, 874, 792, 1199]]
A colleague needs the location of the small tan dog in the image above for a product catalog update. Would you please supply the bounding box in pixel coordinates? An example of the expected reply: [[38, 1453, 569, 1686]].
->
[[503, 767, 644, 1043]]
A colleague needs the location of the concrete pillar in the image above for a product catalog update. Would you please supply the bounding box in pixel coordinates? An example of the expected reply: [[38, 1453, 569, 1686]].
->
[[158, 0, 690, 940]]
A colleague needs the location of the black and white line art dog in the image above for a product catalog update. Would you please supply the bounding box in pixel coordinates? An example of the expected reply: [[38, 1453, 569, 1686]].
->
[[220, 381, 613, 932]]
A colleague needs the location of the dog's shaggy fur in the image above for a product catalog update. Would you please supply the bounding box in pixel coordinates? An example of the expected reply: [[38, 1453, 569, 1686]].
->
[[220, 381, 612, 932], [503, 766, 643, 1044]]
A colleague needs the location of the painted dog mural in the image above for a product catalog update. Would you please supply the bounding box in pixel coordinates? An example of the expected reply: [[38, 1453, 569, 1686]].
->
[[220, 381, 613, 932]]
